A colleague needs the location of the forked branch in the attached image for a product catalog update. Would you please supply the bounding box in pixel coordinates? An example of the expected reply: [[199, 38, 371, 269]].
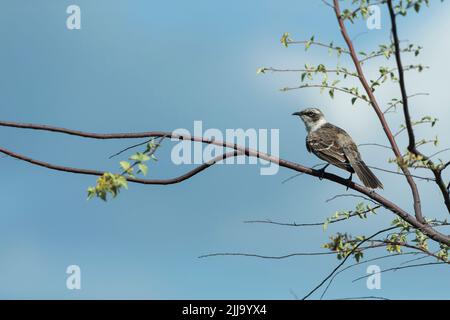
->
[[386, 0, 450, 215], [0, 120, 449, 246], [332, 0, 425, 223]]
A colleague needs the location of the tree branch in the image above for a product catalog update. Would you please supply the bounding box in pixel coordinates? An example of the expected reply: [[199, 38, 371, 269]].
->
[[261, 67, 359, 78], [383, 93, 429, 114], [0, 120, 449, 245], [320, 252, 417, 299], [301, 226, 398, 300], [386, 0, 450, 215], [387, 0, 415, 151], [244, 205, 381, 227], [286, 40, 350, 55], [281, 84, 366, 101], [351, 261, 448, 283], [331, 296, 390, 300], [0, 146, 241, 185], [333, 0, 425, 223], [371, 240, 449, 263], [198, 252, 336, 259]]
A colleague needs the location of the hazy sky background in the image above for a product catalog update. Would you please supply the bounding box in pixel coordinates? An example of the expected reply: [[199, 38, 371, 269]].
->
[[0, 0, 449, 299]]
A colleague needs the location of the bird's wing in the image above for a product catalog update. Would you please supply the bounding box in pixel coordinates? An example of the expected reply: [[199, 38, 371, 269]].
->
[[307, 127, 350, 170], [306, 136, 311, 153]]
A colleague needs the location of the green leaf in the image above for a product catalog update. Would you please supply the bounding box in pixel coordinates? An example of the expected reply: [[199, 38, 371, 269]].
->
[[120, 161, 132, 171], [87, 187, 96, 200], [256, 67, 266, 74], [99, 192, 107, 201], [316, 64, 326, 72], [414, 2, 421, 12], [351, 97, 357, 105], [329, 89, 334, 99], [305, 35, 315, 51], [130, 152, 150, 163], [117, 176, 128, 189], [138, 163, 148, 176], [280, 32, 290, 47]]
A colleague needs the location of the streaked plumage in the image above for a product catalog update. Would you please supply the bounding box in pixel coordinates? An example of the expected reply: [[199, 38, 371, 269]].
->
[[293, 108, 383, 189]]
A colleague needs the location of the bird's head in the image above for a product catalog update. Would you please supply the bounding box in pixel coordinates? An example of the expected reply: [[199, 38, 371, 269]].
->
[[292, 108, 326, 132]]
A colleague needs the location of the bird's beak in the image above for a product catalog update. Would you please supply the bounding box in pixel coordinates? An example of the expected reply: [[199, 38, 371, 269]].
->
[[292, 111, 302, 116]]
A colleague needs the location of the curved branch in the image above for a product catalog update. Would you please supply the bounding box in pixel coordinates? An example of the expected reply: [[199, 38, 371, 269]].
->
[[0, 146, 241, 185], [0, 120, 449, 245]]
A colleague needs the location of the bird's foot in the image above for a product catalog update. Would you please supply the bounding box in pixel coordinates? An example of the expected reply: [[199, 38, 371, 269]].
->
[[317, 164, 330, 180], [346, 173, 353, 191]]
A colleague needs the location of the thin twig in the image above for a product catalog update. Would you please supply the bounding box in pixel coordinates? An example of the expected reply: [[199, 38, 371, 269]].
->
[[320, 252, 417, 299], [281, 84, 366, 101], [244, 205, 381, 227], [321, 0, 334, 9], [198, 251, 336, 259], [331, 296, 390, 300], [281, 163, 326, 184], [399, 252, 435, 266], [119, 137, 165, 176], [368, 165, 435, 182], [358, 143, 392, 150], [352, 262, 448, 283], [301, 226, 398, 300], [109, 139, 153, 159], [429, 148, 450, 160], [326, 194, 380, 205], [383, 93, 429, 114], [289, 289, 299, 300], [263, 67, 358, 78], [286, 40, 350, 55]]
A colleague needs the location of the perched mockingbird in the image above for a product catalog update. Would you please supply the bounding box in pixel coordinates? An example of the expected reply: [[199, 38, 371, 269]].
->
[[292, 108, 383, 189]]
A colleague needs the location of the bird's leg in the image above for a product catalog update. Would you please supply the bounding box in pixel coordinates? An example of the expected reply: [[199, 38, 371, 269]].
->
[[317, 164, 330, 180], [346, 172, 353, 191]]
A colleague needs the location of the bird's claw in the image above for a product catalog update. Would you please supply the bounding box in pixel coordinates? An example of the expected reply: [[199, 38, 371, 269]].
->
[[346, 173, 353, 191], [317, 164, 329, 180]]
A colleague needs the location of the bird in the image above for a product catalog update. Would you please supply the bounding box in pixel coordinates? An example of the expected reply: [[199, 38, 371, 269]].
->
[[292, 108, 383, 189]]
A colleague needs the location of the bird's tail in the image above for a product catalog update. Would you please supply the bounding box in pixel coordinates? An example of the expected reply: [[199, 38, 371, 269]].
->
[[351, 160, 383, 189]]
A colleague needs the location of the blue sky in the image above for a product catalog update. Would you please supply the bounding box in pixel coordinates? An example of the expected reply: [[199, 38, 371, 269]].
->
[[0, 0, 449, 299]]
